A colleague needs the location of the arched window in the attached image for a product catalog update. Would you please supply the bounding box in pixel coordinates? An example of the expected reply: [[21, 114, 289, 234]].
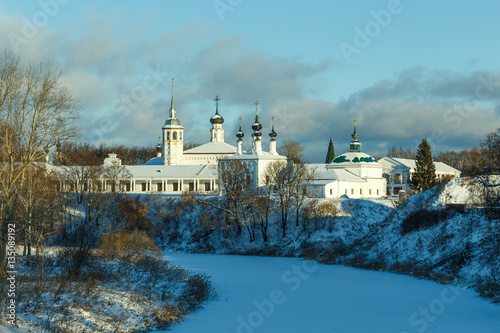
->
[[173, 131, 177, 140], [180, 132, 182, 140], [166, 131, 170, 140]]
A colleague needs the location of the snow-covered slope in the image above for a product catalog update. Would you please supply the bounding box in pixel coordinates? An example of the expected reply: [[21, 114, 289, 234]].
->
[[154, 177, 499, 302]]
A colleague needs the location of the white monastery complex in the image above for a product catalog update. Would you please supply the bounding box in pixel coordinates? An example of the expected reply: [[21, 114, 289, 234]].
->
[[54, 80, 461, 198]]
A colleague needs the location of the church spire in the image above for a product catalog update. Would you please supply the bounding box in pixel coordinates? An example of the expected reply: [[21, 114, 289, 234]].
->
[[269, 116, 277, 155], [251, 100, 263, 154], [215, 95, 220, 115], [351, 120, 358, 141], [169, 78, 176, 119], [251, 100, 262, 137], [349, 120, 361, 152], [269, 116, 277, 141], [236, 116, 244, 155]]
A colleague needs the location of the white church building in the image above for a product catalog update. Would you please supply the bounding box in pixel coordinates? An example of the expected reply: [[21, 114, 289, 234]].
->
[[53, 80, 455, 199], [305, 121, 386, 199]]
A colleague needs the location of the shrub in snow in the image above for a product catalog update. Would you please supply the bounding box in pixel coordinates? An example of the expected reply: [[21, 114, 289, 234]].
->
[[98, 229, 161, 262], [180, 273, 215, 312], [400, 208, 454, 235]]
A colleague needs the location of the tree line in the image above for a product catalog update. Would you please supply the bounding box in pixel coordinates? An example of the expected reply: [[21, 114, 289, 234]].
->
[[386, 129, 500, 177]]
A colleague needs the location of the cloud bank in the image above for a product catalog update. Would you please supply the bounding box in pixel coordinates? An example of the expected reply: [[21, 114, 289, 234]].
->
[[1, 10, 499, 162]]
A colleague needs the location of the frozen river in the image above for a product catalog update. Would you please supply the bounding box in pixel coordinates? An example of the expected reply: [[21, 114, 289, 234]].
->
[[164, 252, 500, 333]]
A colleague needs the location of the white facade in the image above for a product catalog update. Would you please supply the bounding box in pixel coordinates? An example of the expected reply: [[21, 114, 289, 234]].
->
[[220, 102, 289, 188], [305, 122, 386, 199], [378, 157, 461, 195]]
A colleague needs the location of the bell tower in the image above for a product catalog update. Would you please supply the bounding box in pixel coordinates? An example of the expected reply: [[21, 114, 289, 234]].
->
[[162, 78, 184, 165]]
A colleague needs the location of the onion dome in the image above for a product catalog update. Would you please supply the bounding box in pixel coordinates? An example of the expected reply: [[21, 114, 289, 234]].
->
[[269, 116, 277, 141], [156, 137, 162, 152], [210, 95, 224, 124], [236, 117, 244, 140], [252, 100, 263, 137]]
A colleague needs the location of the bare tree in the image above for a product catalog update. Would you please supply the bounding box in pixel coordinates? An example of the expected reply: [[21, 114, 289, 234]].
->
[[278, 140, 304, 164], [0, 48, 79, 277], [480, 128, 500, 176], [250, 186, 276, 243], [387, 146, 416, 159], [264, 160, 295, 237], [218, 160, 255, 238], [292, 164, 317, 228]]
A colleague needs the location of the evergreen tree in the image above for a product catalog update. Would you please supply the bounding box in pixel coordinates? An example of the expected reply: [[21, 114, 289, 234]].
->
[[325, 137, 336, 164], [411, 138, 437, 192]]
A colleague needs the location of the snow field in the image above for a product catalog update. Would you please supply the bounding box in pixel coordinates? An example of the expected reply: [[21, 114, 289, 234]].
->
[[165, 252, 500, 333]]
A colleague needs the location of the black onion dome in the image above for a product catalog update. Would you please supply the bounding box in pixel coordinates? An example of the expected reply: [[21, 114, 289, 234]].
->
[[269, 128, 277, 139], [211, 95, 224, 124], [210, 113, 224, 124], [252, 118, 262, 132]]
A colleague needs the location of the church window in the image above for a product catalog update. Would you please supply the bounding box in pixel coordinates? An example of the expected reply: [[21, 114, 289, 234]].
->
[[377, 189, 379, 195], [351, 188, 354, 195], [173, 131, 177, 140], [360, 189, 363, 195], [395, 173, 402, 184], [167, 132, 170, 140], [345, 189, 347, 195], [369, 189, 372, 195], [330, 189, 332, 195], [180, 132, 182, 140]]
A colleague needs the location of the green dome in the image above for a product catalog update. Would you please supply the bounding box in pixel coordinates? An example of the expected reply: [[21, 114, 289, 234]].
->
[[331, 152, 377, 164]]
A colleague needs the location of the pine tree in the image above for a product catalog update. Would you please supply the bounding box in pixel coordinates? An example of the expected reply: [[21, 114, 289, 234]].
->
[[325, 137, 336, 164], [411, 138, 437, 192]]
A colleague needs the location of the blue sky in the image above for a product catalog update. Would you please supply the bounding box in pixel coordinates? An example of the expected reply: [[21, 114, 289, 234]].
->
[[1, 0, 500, 162]]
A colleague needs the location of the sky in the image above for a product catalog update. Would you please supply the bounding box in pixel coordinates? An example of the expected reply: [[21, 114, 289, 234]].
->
[[1, 0, 500, 162]]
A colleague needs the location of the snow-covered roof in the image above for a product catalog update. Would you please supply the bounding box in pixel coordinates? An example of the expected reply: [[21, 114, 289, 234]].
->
[[307, 164, 367, 183], [125, 164, 217, 179], [380, 157, 461, 173], [183, 142, 236, 154], [142, 157, 164, 165], [222, 151, 288, 161]]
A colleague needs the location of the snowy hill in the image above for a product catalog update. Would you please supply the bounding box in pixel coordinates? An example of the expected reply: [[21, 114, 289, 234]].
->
[[333, 177, 500, 301], [157, 177, 500, 302]]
